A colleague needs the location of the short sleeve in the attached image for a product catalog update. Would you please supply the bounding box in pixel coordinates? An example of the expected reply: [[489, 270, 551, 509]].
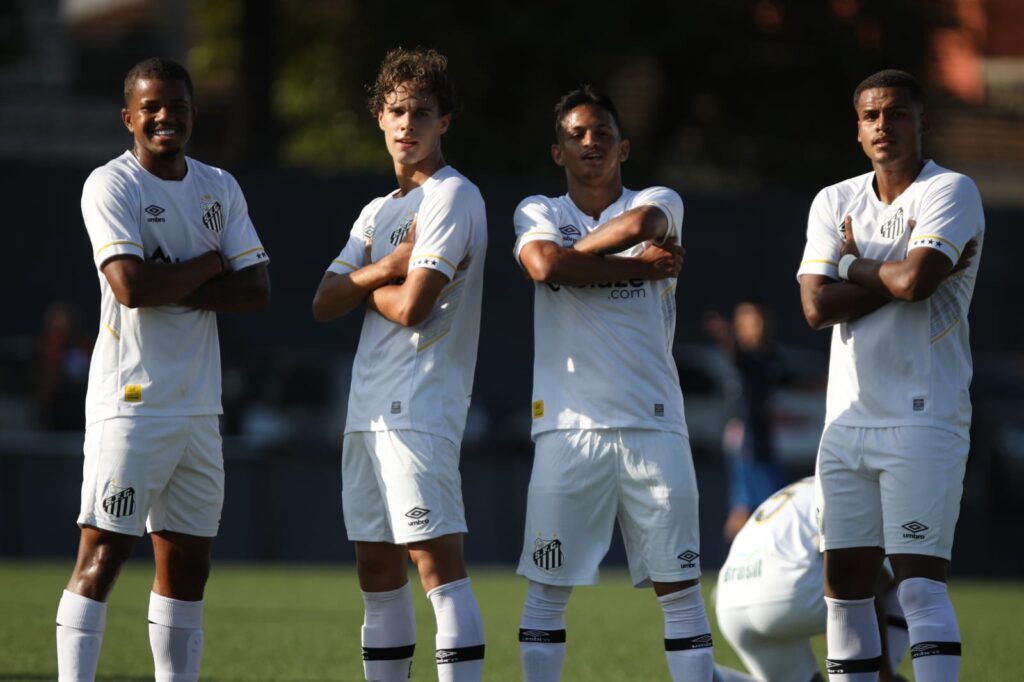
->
[[797, 188, 842, 281], [326, 200, 378, 275], [633, 186, 684, 245], [409, 181, 480, 280], [512, 196, 561, 267], [907, 174, 983, 265], [81, 168, 145, 270], [220, 173, 269, 270]]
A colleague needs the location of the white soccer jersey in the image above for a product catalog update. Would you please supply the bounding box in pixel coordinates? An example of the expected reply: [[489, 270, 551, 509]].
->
[[327, 165, 487, 446], [797, 161, 984, 439], [81, 151, 269, 426], [716, 478, 820, 609], [513, 187, 687, 438]]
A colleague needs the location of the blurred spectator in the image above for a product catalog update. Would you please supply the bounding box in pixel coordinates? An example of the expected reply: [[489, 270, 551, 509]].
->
[[704, 300, 787, 542], [35, 301, 92, 430]]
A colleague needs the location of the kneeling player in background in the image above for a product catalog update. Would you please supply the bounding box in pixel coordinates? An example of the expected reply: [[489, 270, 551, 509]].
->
[[714, 479, 908, 682]]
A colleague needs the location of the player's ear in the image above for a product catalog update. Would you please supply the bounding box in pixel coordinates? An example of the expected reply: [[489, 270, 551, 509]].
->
[[619, 139, 630, 163], [121, 108, 132, 132], [439, 113, 451, 136], [551, 143, 564, 167], [378, 110, 386, 132]]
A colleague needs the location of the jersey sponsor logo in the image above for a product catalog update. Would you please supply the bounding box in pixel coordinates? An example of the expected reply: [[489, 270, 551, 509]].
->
[[533, 536, 563, 570], [677, 549, 699, 569], [389, 213, 415, 246], [123, 384, 142, 402], [545, 279, 647, 300], [532, 400, 544, 419], [901, 520, 928, 539], [144, 204, 166, 223], [721, 559, 762, 583], [201, 198, 224, 233], [405, 506, 430, 528], [102, 482, 136, 518], [879, 207, 905, 240], [558, 224, 581, 246]]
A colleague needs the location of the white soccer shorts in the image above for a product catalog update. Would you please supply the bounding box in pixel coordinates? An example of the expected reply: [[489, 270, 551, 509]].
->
[[815, 424, 968, 559], [715, 597, 825, 682], [342, 429, 467, 545], [78, 415, 224, 537], [517, 428, 701, 587]]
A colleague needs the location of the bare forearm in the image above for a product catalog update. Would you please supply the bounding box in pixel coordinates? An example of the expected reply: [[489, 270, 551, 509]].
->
[[105, 252, 223, 308], [847, 258, 930, 303], [180, 264, 270, 313], [527, 248, 651, 286], [573, 206, 667, 255], [312, 262, 401, 322], [801, 279, 890, 329]]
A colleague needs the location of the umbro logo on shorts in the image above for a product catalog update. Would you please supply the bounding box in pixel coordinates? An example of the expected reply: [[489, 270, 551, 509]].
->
[[677, 550, 699, 568], [902, 520, 929, 539], [405, 507, 430, 528], [102, 484, 136, 518], [533, 537, 563, 571]]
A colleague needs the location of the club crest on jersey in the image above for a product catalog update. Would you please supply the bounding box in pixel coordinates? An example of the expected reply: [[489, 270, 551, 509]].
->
[[533, 536, 563, 570], [558, 224, 581, 246], [201, 197, 224, 233], [879, 207, 905, 240], [101, 481, 136, 518], [389, 213, 415, 246]]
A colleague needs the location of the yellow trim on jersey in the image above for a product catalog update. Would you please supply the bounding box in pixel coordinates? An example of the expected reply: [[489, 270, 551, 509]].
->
[[412, 253, 457, 270], [910, 235, 961, 259], [800, 259, 838, 266], [440, 278, 466, 296], [416, 329, 450, 353], [931, 318, 960, 344], [661, 282, 677, 299], [229, 246, 266, 261], [104, 324, 120, 340], [523, 229, 559, 237], [95, 240, 143, 256], [331, 259, 358, 270]]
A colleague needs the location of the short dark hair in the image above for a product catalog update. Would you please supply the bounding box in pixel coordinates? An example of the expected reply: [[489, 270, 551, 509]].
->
[[367, 47, 457, 116], [853, 69, 923, 110], [124, 57, 194, 106], [554, 86, 624, 140]]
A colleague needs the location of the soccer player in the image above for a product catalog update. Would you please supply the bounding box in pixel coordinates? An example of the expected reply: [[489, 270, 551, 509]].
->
[[797, 69, 983, 681], [513, 86, 713, 681], [714, 478, 909, 682], [312, 48, 487, 682], [57, 57, 270, 682]]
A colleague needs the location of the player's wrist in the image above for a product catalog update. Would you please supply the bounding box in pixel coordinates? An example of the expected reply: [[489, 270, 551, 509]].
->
[[838, 253, 858, 281]]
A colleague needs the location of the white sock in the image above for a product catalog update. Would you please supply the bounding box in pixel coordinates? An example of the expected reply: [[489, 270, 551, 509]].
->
[[519, 581, 572, 682], [825, 596, 881, 681], [883, 588, 910, 673], [56, 589, 107, 682], [361, 583, 417, 682], [427, 577, 485, 682], [148, 592, 204, 682], [713, 665, 757, 682], [898, 578, 961, 681], [659, 584, 714, 681]]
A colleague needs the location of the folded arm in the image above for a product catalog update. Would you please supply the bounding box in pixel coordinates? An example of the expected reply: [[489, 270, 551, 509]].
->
[[312, 245, 410, 322], [366, 267, 450, 327], [101, 251, 225, 309], [799, 274, 890, 330], [844, 248, 958, 303], [179, 262, 270, 313], [572, 205, 670, 255], [519, 238, 680, 286]]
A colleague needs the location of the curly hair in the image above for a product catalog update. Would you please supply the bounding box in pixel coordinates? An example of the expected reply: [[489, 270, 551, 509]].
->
[[367, 47, 457, 116], [124, 57, 193, 106]]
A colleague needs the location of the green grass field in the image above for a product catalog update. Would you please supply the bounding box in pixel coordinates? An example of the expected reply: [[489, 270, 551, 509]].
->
[[1, 560, 1019, 681]]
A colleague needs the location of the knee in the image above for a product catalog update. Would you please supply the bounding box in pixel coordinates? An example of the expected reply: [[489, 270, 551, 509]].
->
[[896, 577, 947, 614], [70, 543, 132, 598]]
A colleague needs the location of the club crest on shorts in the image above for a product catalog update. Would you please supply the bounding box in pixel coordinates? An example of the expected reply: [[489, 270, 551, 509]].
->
[[532, 535, 563, 570], [101, 481, 136, 518]]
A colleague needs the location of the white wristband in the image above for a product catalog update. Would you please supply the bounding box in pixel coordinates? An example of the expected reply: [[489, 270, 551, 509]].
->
[[838, 253, 858, 281]]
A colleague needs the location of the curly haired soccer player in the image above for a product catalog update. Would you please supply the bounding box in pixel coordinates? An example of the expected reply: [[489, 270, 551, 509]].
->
[[313, 48, 487, 682]]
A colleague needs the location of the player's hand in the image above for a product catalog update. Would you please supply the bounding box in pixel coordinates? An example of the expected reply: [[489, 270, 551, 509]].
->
[[638, 237, 684, 279], [840, 215, 860, 258], [950, 238, 977, 274]]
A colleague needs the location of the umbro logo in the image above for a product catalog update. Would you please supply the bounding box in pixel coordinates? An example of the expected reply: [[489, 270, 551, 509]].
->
[[559, 224, 581, 246], [678, 550, 699, 568], [145, 205, 166, 223], [690, 634, 714, 648], [405, 507, 430, 527], [911, 643, 939, 655], [902, 520, 928, 539]]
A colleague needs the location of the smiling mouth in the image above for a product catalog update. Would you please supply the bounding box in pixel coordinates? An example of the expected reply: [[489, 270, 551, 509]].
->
[[152, 129, 178, 139]]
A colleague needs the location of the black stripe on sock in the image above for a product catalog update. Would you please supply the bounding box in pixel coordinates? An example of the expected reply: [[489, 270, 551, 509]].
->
[[362, 644, 415, 661], [887, 615, 909, 630], [825, 656, 882, 674], [911, 641, 962, 658], [519, 628, 567, 643], [435, 644, 485, 664], [665, 633, 713, 651]]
